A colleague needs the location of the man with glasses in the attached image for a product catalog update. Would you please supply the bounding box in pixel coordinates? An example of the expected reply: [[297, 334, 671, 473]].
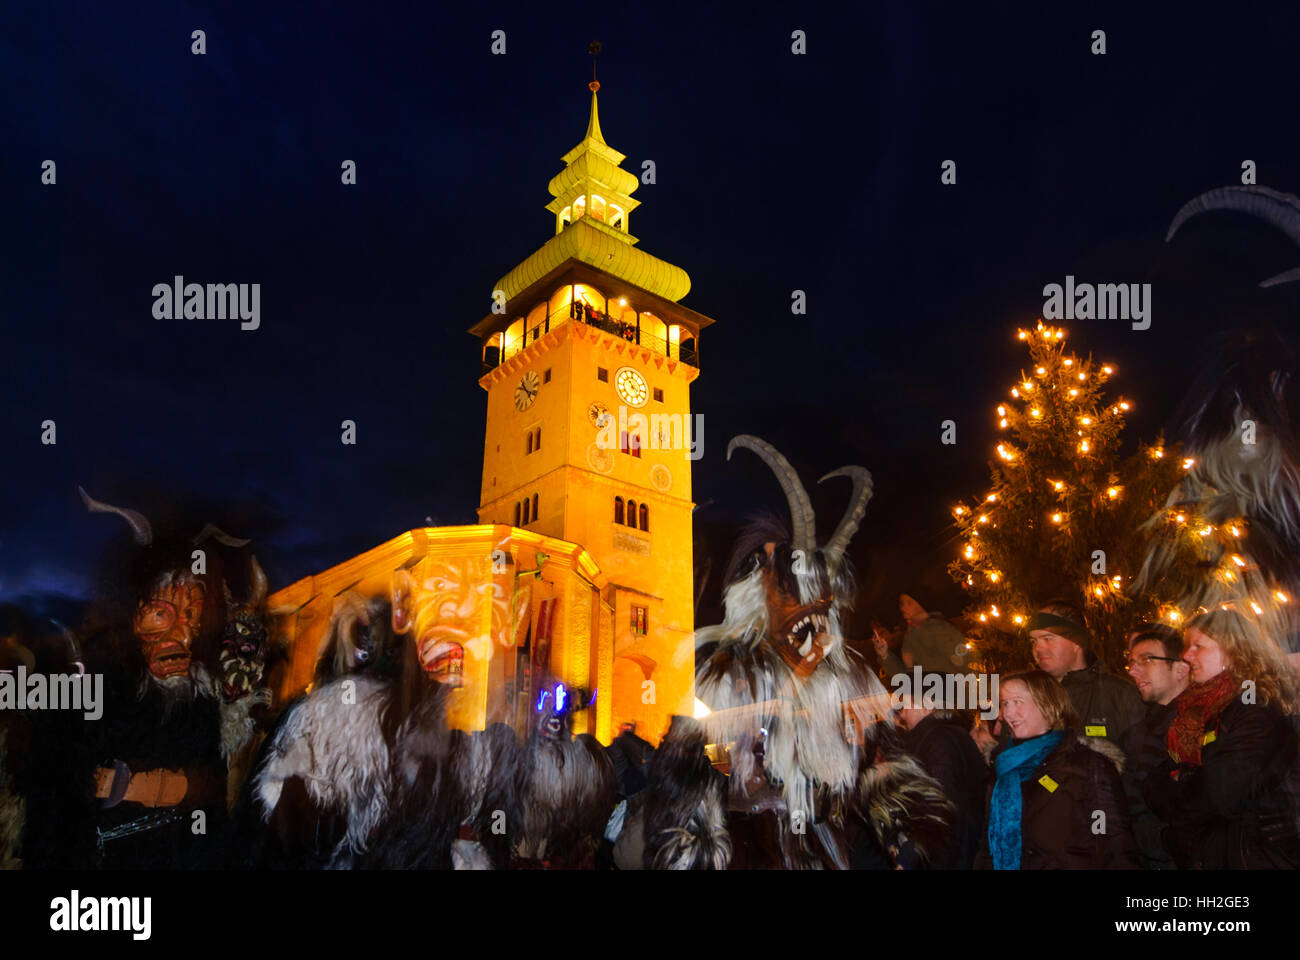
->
[[1119, 624, 1191, 869]]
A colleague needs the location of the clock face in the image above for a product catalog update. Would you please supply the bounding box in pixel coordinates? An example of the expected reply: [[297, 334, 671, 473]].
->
[[587, 401, 611, 427], [514, 370, 540, 411], [614, 366, 648, 407]]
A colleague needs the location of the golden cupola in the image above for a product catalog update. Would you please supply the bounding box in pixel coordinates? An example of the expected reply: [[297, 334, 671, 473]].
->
[[491, 82, 691, 305]]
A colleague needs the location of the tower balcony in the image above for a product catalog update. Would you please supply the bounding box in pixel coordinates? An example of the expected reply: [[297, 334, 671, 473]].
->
[[471, 261, 713, 380], [479, 299, 700, 377]]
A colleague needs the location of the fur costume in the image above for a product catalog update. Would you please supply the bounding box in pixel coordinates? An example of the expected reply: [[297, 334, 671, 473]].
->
[[251, 673, 396, 866], [20, 491, 244, 869], [1139, 187, 1300, 669], [690, 436, 954, 869], [509, 682, 616, 868], [614, 715, 731, 870], [215, 557, 274, 812], [245, 592, 483, 869]]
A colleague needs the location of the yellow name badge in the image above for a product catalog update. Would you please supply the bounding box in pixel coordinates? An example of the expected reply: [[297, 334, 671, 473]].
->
[[1038, 775, 1059, 793], [1084, 725, 1107, 737], [1202, 730, 1217, 746]]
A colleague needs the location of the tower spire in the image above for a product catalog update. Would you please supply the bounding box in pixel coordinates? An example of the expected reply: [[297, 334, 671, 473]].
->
[[586, 41, 604, 143]]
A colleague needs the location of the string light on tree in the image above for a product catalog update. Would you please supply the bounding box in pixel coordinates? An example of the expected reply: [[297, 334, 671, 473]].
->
[[947, 320, 1184, 672]]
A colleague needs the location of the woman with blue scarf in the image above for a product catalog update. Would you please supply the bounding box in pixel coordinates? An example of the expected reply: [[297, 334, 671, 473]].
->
[[976, 671, 1138, 869]]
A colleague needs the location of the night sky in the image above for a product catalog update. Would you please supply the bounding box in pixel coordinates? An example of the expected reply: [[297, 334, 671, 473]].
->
[[6, 2, 1300, 633]]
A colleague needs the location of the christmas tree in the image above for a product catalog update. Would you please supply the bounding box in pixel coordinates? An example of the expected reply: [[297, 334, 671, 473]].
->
[[948, 321, 1185, 672]]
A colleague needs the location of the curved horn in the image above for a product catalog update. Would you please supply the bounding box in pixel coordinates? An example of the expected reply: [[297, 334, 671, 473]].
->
[[79, 486, 152, 545], [818, 466, 874, 564], [248, 555, 269, 606], [1167, 187, 1300, 286], [193, 523, 251, 548], [726, 435, 816, 552], [50, 619, 82, 661]]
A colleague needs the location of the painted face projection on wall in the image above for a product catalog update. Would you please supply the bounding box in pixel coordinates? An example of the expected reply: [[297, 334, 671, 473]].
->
[[133, 574, 205, 681], [390, 560, 531, 688]]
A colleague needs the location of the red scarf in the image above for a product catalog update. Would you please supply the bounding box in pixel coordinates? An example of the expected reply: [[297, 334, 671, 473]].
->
[[1166, 671, 1238, 766]]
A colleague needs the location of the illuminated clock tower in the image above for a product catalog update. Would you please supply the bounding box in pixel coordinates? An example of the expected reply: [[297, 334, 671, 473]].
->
[[470, 80, 713, 743]]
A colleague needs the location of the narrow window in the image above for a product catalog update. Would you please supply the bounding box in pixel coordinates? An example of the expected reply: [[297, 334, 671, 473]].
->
[[514, 502, 521, 526], [614, 497, 624, 524], [526, 432, 533, 455], [620, 431, 629, 455], [632, 605, 648, 637], [631, 433, 642, 459], [653, 387, 663, 402], [522, 498, 530, 525], [532, 492, 538, 520], [535, 427, 541, 450], [639, 504, 649, 531], [627, 500, 637, 528], [597, 367, 608, 382], [543, 368, 552, 384]]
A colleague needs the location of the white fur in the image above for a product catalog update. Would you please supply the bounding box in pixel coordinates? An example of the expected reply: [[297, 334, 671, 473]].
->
[[697, 566, 895, 820], [253, 674, 392, 856]]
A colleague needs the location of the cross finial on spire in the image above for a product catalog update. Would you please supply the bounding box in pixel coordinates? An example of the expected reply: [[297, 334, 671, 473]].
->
[[588, 40, 601, 92]]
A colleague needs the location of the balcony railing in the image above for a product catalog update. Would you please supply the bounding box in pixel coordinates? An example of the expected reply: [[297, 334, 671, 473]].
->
[[480, 301, 699, 375]]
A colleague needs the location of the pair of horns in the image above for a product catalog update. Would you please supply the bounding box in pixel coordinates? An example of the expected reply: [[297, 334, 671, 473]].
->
[[79, 487, 251, 550], [1168, 185, 1300, 288], [725, 435, 874, 566]]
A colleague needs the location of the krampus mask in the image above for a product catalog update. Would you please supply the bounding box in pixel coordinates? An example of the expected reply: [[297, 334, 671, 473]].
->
[[695, 437, 889, 836], [80, 487, 248, 688], [219, 557, 270, 703]]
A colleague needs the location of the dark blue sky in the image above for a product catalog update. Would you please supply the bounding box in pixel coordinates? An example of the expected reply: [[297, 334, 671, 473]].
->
[[5, 1, 1300, 628]]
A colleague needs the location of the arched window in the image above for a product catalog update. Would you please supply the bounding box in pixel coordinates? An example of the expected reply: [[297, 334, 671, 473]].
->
[[514, 502, 521, 526], [526, 432, 533, 455], [532, 492, 538, 520], [614, 497, 624, 524], [534, 427, 541, 450], [639, 503, 649, 531], [627, 500, 638, 528], [522, 498, 530, 525]]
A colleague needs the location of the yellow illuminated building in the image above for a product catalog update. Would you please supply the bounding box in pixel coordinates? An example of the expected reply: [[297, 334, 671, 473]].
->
[[269, 82, 712, 746]]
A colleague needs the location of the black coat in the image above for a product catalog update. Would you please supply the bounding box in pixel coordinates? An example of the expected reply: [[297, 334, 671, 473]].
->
[[1060, 660, 1145, 746], [1143, 699, 1300, 869], [1119, 699, 1178, 869], [904, 713, 988, 868], [975, 734, 1139, 869]]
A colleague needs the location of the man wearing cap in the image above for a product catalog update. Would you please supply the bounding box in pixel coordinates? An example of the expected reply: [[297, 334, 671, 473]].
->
[[1027, 600, 1143, 746]]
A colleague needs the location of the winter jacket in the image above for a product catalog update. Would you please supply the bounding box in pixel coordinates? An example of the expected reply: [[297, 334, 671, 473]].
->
[[904, 713, 988, 868], [1118, 699, 1178, 869], [975, 733, 1139, 869], [1060, 659, 1144, 745], [1144, 698, 1300, 869]]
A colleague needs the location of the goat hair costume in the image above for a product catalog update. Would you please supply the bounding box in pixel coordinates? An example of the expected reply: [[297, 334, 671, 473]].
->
[[683, 436, 953, 869], [1138, 186, 1300, 667]]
